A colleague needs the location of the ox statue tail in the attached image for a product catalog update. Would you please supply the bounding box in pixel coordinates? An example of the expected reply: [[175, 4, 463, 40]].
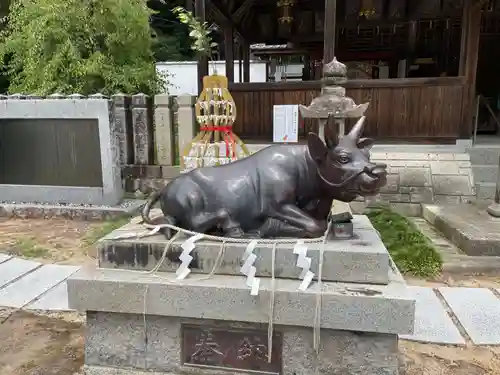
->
[[141, 190, 176, 239]]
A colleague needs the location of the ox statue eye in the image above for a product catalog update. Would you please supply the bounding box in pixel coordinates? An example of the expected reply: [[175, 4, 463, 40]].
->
[[338, 155, 350, 164]]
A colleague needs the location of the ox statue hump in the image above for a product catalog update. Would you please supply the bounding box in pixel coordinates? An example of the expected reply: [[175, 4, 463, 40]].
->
[[141, 116, 387, 239]]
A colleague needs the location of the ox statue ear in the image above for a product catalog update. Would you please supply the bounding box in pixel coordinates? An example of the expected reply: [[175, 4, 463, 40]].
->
[[357, 137, 374, 151], [307, 132, 328, 164]]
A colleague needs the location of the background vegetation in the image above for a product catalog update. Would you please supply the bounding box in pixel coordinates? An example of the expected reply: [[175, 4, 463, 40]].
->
[[0, 0, 199, 95]]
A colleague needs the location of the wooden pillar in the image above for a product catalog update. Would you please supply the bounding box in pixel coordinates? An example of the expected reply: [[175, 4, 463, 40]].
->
[[407, 20, 418, 72], [459, 0, 482, 139], [243, 43, 250, 82], [195, 0, 208, 93], [269, 58, 277, 81], [323, 0, 337, 64], [224, 25, 234, 82], [303, 54, 311, 80], [238, 42, 243, 83]]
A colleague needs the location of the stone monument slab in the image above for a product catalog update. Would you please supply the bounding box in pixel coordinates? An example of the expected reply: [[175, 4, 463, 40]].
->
[[0, 98, 123, 205]]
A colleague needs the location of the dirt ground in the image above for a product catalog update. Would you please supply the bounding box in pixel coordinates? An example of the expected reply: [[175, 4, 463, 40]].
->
[[0, 217, 499, 374], [406, 274, 500, 289], [0, 309, 84, 375], [1, 310, 499, 375], [0, 217, 121, 266]]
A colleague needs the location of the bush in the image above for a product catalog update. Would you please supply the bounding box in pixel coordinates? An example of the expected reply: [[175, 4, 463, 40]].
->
[[0, 0, 166, 95]]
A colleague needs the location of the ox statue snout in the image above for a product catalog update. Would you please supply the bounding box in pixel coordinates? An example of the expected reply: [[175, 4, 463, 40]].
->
[[364, 163, 388, 178], [358, 162, 388, 196]]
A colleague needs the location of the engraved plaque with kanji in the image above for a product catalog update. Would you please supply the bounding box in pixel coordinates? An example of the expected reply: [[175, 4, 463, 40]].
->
[[182, 324, 283, 374]]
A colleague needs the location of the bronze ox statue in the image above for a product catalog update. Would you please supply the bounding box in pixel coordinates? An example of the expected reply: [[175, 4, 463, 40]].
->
[[142, 116, 387, 238]]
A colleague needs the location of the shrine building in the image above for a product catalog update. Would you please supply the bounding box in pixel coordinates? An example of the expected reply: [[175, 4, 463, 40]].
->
[[189, 0, 500, 143]]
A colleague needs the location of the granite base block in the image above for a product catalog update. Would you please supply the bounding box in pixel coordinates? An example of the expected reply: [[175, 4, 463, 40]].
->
[[98, 215, 391, 285], [84, 312, 401, 375], [0, 200, 145, 221], [67, 268, 415, 335]]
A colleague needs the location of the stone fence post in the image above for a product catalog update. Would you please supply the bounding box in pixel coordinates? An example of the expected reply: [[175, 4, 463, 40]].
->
[[111, 94, 133, 166], [131, 93, 154, 165], [177, 95, 197, 159], [154, 94, 175, 166], [487, 153, 500, 217]]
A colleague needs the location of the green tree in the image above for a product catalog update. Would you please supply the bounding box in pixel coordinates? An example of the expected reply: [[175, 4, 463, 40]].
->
[[148, 0, 196, 62], [0, 0, 166, 95]]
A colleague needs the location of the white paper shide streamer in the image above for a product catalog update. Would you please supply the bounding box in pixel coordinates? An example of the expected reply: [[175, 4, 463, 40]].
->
[[176, 234, 204, 280], [293, 240, 315, 291], [240, 240, 261, 296]]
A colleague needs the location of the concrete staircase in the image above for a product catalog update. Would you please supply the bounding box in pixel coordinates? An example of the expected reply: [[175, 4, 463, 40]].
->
[[468, 144, 500, 202]]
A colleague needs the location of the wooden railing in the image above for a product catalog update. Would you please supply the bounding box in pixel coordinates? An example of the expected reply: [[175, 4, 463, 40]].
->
[[229, 77, 467, 142]]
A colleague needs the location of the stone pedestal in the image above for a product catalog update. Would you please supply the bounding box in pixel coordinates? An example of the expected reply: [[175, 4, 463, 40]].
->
[[68, 215, 416, 375]]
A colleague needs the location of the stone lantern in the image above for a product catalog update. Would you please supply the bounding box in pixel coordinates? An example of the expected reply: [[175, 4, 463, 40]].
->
[[299, 57, 369, 141], [300, 57, 371, 236]]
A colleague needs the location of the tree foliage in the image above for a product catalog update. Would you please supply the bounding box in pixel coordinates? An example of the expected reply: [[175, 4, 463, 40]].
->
[[173, 6, 216, 58], [0, 0, 166, 95], [148, 0, 196, 62]]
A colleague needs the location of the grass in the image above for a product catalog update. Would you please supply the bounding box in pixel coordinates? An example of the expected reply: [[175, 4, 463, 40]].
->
[[12, 238, 50, 259], [82, 217, 130, 246], [367, 207, 443, 278]]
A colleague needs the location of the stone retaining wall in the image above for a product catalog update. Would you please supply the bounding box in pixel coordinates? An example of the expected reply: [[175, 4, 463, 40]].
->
[[351, 151, 475, 216], [122, 152, 475, 216]]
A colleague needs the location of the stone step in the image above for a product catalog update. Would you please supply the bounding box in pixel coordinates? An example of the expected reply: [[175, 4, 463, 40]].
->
[[472, 164, 498, 183], [67, 267, 416, 335], [98, 215, 392, 285], [476, 182, 497, 200], [422, 204, 500, 256], [468, 146, 500, 165]]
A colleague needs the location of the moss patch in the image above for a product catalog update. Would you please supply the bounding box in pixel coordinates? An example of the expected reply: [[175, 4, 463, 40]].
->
[[82, 218, 130, 246], [10, 237, 50, 259], [367, 208, 442, 278]]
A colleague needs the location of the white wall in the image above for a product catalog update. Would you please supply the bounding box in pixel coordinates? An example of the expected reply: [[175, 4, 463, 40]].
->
[[156, 60, 268, 96]]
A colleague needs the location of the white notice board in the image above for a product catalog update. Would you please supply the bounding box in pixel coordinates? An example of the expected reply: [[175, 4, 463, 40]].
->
[[273, 105, 299, 143]]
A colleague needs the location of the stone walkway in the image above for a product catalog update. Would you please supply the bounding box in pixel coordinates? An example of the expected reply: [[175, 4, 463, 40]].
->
[[0, 254, 499, 346]]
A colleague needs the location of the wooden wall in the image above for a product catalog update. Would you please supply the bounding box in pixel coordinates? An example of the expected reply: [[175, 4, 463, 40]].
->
[[229, 77, 466, 142]]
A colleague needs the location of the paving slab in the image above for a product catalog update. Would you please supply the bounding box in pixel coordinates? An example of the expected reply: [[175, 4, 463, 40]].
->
[[0, 264, 80, 308], [0, 254, 12, 264], [400, 286, 465, 345], [439, 287, 500, 345], [0, 258, 41, 288], [27, 280, 73, 311]]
